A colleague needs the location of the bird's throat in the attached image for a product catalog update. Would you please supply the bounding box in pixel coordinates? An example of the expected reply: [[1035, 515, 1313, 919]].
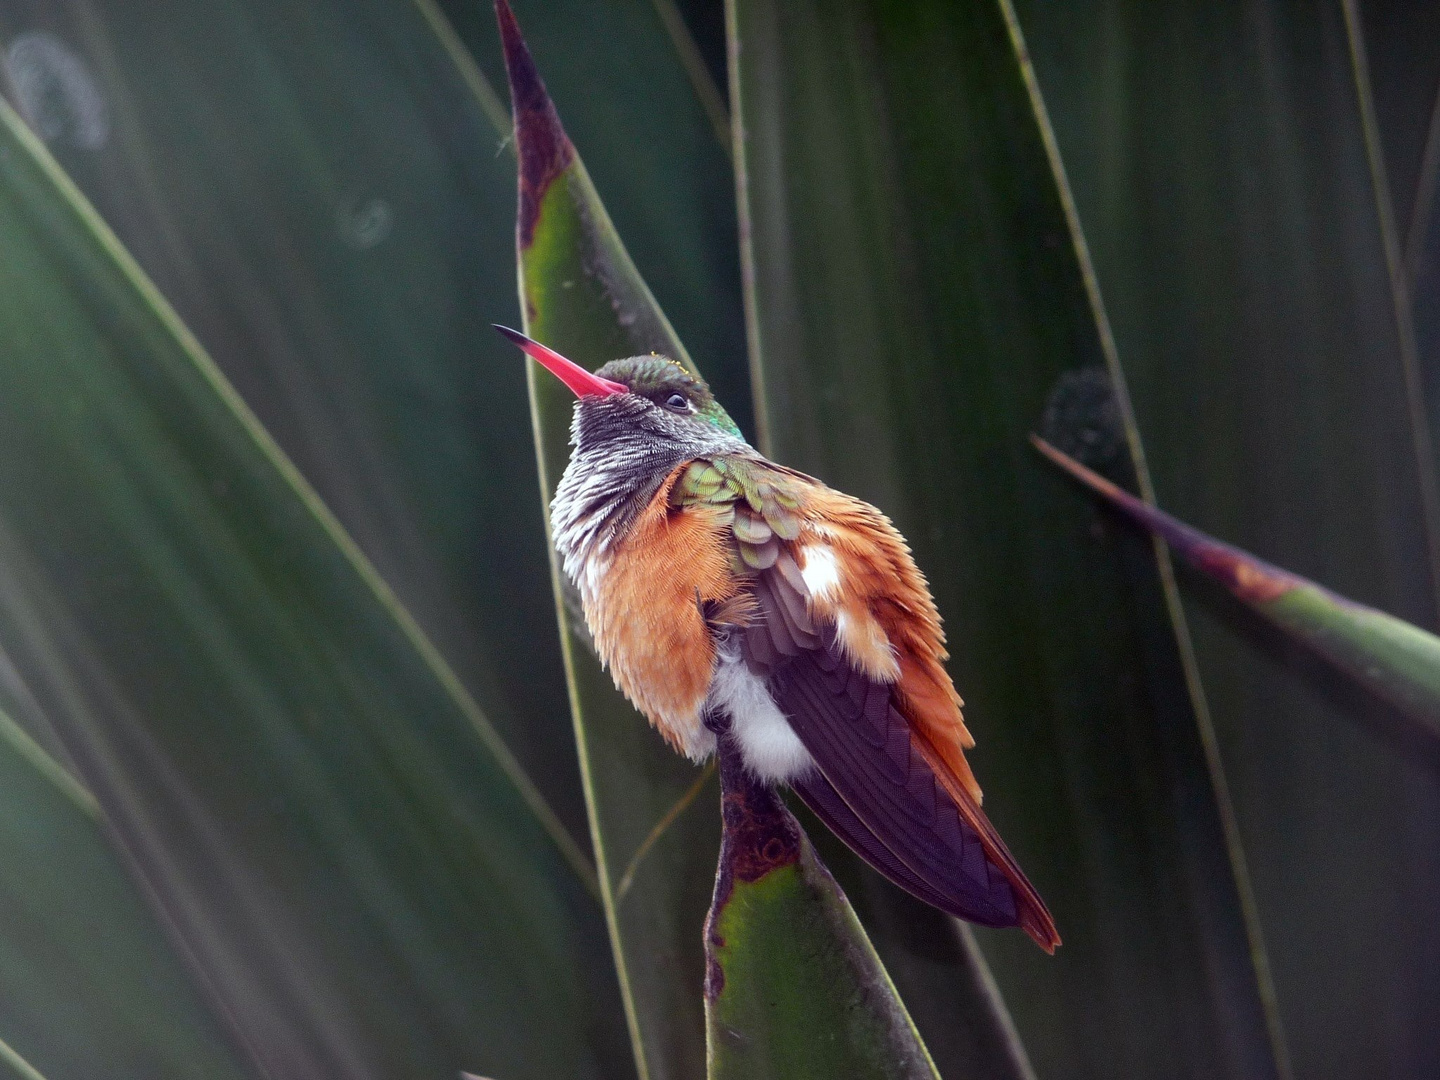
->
[[550, 440, 677, 587]]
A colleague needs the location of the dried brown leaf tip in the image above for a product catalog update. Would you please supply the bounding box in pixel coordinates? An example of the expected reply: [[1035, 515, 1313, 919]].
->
[[494, 0, 575, 248]]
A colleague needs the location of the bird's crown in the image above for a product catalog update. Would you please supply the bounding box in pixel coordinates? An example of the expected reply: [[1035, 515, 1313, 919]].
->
[[595, 355, 743, 439]]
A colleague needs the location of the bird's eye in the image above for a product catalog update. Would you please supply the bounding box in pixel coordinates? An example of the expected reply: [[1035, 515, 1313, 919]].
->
[[664, 392, 690, 411]]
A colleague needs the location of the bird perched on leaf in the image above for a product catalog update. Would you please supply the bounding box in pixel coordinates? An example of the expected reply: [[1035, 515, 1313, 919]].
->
[[497, 325, 1059, 952]]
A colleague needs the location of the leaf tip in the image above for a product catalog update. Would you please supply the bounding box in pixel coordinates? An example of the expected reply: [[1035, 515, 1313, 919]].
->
[[494, 0, 575, 249]]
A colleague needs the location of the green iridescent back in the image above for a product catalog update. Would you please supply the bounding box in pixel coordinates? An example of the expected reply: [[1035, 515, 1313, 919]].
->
[[596, 355, 743, 438]]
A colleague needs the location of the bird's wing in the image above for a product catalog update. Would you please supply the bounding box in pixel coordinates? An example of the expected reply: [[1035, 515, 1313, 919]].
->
[[671, 456, 1059, 950]]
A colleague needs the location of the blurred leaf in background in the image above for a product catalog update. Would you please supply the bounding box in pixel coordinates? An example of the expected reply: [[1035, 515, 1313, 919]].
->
[[0, 0, 1434, 1077], [0, 705, 252, 1080], [2, 0, 593, 835], [0, 89, 626, 1078], [1015, 3, 1440, 1076]]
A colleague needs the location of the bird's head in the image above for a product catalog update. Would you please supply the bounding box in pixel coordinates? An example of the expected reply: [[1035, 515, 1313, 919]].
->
[[495, 325, 746, 455]]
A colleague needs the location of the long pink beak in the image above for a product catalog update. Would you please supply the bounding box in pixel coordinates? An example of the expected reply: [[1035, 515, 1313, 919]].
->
[[494, 325, 627, 398]]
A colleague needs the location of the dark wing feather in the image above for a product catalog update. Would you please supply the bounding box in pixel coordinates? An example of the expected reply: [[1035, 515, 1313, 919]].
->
[[773, 638, 1021, 929], [790, 769, 959, 915]]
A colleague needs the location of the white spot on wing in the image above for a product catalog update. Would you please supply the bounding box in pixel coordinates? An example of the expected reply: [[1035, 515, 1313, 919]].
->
[[707, 655, 814, 783], [800, 545, 840, 600]]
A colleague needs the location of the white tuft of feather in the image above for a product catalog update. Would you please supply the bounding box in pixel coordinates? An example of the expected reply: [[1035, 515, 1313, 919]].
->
[[706, 654, 815, 783], [799, 544, 840, 600]]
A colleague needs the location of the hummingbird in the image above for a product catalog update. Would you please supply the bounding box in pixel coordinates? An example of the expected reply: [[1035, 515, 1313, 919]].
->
[[497, 325, 1059, 952]]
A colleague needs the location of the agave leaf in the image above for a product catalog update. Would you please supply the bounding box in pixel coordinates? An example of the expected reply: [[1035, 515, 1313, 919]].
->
[[0, 88, 626, 1080], [1015, 3, 1440, 1073], [496, 8, 727, 1077], [704, 742, 937, 1080], [0, 710, 253, 1080], [498, 6, 718, 1075], [1035, 437, 1440, 752], [728, 1, 1288, 1077], [499, 3, 937, 1075], [793, 813, 1037, 1080]]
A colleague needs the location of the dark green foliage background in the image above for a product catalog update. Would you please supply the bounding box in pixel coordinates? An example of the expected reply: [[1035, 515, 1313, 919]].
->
[[0, 0, 1433, 1077]]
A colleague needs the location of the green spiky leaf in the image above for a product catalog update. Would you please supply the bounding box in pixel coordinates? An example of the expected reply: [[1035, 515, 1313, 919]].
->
[[498, 4, 721, 1073]]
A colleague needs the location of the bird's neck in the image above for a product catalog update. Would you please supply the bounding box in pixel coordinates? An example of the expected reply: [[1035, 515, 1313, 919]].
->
[[550, 434, 684, 584], [551, 402, 753, 588]]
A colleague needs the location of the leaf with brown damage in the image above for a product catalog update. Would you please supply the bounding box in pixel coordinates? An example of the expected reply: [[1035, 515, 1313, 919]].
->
[[1036, 435, 1440, 752]]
